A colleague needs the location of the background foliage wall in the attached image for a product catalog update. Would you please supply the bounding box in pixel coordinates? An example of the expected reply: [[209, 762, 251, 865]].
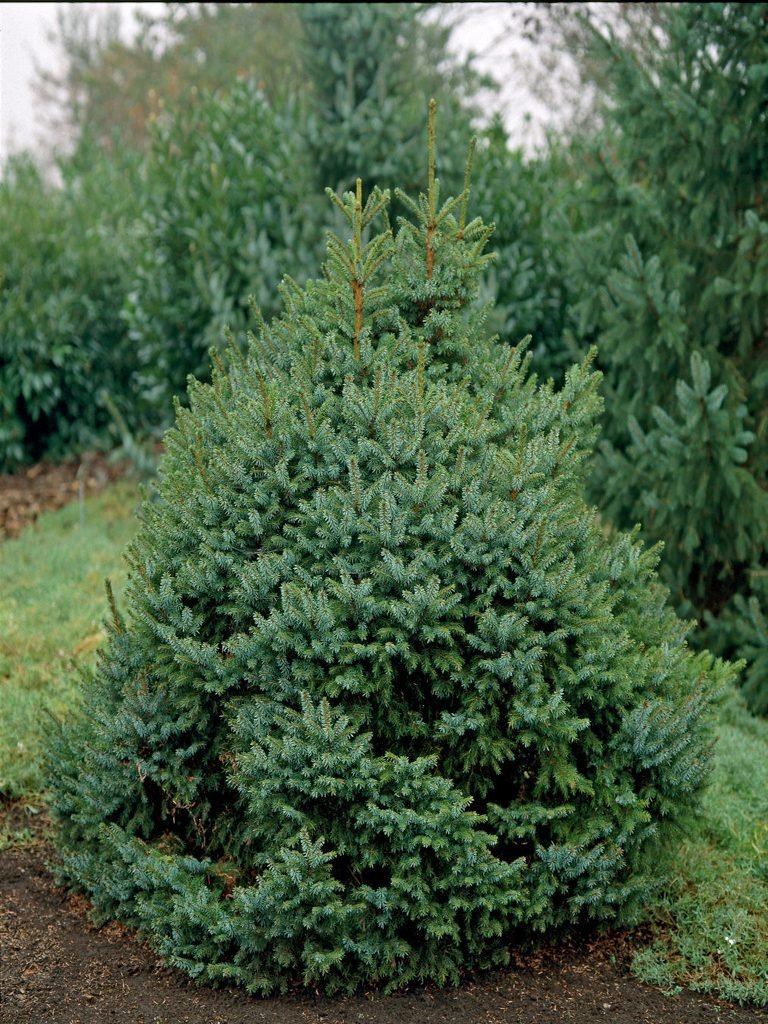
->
[[0, 143, 141, 470], [471, 120, 580, 383], [3, 3, 491, 454], [122, 81, 319, 414], [566, 2, 768, 712]]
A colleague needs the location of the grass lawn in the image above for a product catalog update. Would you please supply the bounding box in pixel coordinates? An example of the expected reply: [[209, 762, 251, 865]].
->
[[0, 479, 766, 1005], [0, 480, 140, 799], [632, 696, 768, 1005]]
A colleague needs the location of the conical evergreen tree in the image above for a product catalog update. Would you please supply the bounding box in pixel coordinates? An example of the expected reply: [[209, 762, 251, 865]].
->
[[298, 3, 479, 199], [49, 105, 734, 995]]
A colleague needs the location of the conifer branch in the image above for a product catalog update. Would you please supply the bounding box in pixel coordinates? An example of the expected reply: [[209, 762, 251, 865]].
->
[[352, 178, 364, 360], [256, 370, 272, 437], [418, 449, 426, 487], [353, 283, 364, 360], [301, 393, 316, 439], [426, 98, 437, 279], [325, 234, 356, 277], [194, 434, 213, 494], [361, 188, 390, 228], [211, 348, 227, 381], [225, 327, 248, 373], [349, 457, 361, 511], [105, 579, 123, 634], [325, 186, 355, 225], [247, 301, 277, 358], [354, 178, 363, 259], [392, 187, 422, 219], [362, 236, 393, 282], [553, 438, 576, 477], [517, 424, 527, 474], [370, 366, 381, 434], [134, 558, 155, 594], [533, 521, 546, 567], [458, 137, 477, 239]]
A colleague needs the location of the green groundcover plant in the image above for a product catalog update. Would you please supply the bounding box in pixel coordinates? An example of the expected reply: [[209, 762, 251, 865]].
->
[[48, 111, 734, 995]]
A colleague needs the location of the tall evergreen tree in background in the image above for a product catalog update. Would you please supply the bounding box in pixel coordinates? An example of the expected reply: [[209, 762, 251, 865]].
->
[[298, 3, 483, 200], [567, 3, 768, 712], [48, 112, 732, 994]]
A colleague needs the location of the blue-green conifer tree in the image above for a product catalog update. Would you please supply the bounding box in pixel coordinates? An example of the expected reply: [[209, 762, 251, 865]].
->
[[49, 104, 734, 994]]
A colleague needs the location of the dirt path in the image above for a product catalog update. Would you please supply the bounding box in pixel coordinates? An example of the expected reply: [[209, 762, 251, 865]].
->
[[0, 454, 126, 541], [1, 839, 765, 1024]]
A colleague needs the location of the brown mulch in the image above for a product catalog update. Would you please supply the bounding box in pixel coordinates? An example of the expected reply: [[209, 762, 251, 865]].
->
[[0, 809, 765, 1024], [0, 454, 127, 541]]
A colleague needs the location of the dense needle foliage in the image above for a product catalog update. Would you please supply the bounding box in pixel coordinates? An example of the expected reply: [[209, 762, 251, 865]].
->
[[48, 114, 733, 994]]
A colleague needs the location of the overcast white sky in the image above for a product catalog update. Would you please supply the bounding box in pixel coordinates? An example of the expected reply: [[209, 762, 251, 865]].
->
[[0, 2, 164, 157], [0, 2, 551, 162]]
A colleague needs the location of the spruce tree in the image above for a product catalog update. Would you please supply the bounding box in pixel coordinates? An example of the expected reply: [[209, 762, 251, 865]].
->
[[569, 3, 768, 712], [49, 105, 734, 995]]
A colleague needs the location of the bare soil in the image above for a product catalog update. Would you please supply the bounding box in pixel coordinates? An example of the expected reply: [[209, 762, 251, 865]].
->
[[0, 454, 126, 541]]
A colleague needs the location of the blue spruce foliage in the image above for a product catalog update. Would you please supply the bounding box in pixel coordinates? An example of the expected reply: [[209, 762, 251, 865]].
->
[[48, 106, 735, 994]]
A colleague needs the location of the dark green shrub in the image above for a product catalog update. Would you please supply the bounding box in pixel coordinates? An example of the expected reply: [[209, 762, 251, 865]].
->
[[49, 124, 733, 994], [568, 3, 768, 712], [472, 121, 580, 383], [123, 80, 320, 417], [0, 146, 140, 469]]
